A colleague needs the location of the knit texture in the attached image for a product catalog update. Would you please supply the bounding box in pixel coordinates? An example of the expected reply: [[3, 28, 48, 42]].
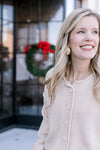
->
[[32, 69, 100, 150]]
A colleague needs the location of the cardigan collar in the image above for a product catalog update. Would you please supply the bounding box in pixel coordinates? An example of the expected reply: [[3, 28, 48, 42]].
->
[[63, 73, 94, 87]]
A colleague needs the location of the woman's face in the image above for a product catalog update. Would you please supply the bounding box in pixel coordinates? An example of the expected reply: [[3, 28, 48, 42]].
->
[[69, 15, 99, 61]]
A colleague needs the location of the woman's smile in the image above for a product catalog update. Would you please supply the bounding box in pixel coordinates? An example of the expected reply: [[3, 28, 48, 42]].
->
[[80, 44, 94, 51]]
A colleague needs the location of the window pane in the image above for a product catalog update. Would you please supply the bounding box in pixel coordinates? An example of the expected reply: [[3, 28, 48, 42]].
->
[[16, 53, 32, 81], [16, 0, 63, 22], [41, 0, 63, 21], [0, 53, 13, 84], [3, 21, 13, 54], [3, 0, 13, 5], [0, 71, 1, 84], [3, 4, 13, 21], [0, 5, 1, 43], [16, 0, 38, 22], [48, 22, 62, 44], [16, 84, 43, 116], [0, 85, 12, 118], [3, 85, 13, 115], [39, 22, 48, 41], [0, 4, 1, 19], [17, 23, 39, 52], [2, 53, 13, 84], [16, 22, 61, 52]]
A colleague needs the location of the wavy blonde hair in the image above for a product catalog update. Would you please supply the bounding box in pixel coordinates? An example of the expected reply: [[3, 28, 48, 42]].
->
[[45, 8, 100, 106]]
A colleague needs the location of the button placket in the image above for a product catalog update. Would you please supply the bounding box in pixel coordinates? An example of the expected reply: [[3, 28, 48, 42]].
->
[[67, 87, 76, 150], [63, 85, 75, 150]]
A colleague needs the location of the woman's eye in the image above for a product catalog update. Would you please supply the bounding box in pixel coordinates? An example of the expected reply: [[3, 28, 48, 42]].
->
[[77, 31, 84, 34], [93, 30, 98, 34]]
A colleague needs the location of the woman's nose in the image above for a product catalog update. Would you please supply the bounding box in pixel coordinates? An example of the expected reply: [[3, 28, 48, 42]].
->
[[85, 32, 93, 41]]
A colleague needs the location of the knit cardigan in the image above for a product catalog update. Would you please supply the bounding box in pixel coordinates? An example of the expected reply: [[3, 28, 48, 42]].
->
[[32, 68, 100, 150]]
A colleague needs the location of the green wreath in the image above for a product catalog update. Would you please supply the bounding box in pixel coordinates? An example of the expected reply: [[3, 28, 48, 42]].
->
[[24, 41, 55, 77]]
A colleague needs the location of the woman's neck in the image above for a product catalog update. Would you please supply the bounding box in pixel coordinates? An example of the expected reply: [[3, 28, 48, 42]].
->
[[69, 59, 92, 83]]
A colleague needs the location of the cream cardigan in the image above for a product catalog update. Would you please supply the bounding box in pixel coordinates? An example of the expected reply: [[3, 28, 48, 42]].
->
[[32, 69, 100, 150]]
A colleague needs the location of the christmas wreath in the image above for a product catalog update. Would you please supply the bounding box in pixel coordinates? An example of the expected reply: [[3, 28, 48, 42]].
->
[[24, 41, 55, 77]]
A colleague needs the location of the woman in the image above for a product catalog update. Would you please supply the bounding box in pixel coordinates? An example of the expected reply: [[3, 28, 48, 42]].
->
[[32, 8, 100, 150]]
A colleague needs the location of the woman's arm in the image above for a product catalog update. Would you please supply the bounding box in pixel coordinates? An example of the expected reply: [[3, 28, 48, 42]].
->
[[32, 70, 51, 150]]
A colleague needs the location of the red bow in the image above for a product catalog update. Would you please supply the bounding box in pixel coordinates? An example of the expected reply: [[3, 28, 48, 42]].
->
[[38, 41, 54, 60], [24, 41, 54, 60]]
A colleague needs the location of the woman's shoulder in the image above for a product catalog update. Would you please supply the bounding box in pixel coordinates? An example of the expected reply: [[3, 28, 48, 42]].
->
[[45, 67, 54, 80]]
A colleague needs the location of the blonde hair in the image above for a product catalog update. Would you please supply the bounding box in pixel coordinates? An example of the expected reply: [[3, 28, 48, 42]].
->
[[45, 8, 100, 106]]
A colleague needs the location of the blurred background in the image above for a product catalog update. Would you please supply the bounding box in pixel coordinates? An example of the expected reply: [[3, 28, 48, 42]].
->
[[0, 0, 100, 130]]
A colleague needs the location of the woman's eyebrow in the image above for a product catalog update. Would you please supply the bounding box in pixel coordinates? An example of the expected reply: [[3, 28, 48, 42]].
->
[[75, 27, 99, 31], [73, 27, 86, 31], [92, 28, 99, 31], [76, 28, 85, 30]]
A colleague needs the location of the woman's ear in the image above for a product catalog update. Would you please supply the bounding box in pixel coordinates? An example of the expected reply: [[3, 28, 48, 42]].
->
[[67, 42, 71, 48]]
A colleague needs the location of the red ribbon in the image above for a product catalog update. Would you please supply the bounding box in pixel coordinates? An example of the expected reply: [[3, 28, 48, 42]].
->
[[38, 41, 54, 60]]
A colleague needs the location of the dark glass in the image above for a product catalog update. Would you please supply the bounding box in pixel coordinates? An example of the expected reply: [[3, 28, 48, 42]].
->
[[1, 0, 64, 119], [2, 85, 13, 115], [0, 24, 1, 43], [3, 0, 13, 5], [0, 72, 1, 84], [0, 5, 1, 42], [16, 84, 44, 116], [16, 0, 63, 22], [41, 0, 63, 21], [16, 0, 38, 22], [2, 53, 13, 84], [0, 53, 13, 84], [0, 84, 2, 113], [0, 84, 13, 118], [0, 4, 1, 19], [0, 0, 13, 119]]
